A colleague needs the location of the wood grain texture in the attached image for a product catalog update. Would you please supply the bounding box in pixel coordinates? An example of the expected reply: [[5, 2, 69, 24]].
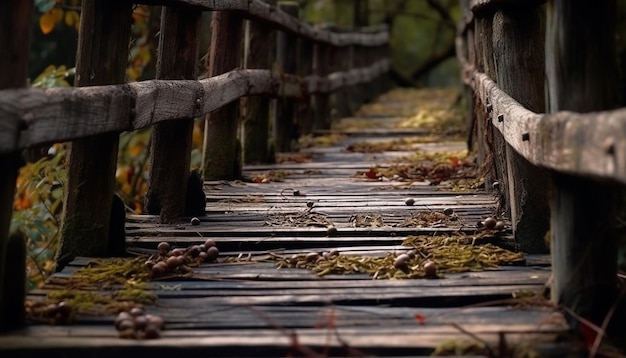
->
[[138, 0, 389, 47], [56, 0, 132, 268], [0, 0, 32, 332], [145, 7, 201, 222]]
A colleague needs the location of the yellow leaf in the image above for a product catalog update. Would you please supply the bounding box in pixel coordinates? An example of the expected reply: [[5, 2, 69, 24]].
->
[[39, 12, 55, 35], [64, 10, 79, 27]]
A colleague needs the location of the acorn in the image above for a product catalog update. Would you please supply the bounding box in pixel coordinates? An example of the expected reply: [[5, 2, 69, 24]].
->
[[443, 207, 454, 216], [157, 241, 170, 255], [133, 315, 148, 330], [145, 314, 165, 330], [326, 226, 338, 237], [190, 217, 200, 226], [482, 217, 497, 230], [151, 261, 167, 275], [394, 254, 411, 273], [405, 198, 415, 206], [494, 221, 506, 231], [170, 248, 185, 257], [187, 245, 202, 258], [143, 324, 161, 339], [57, 301, 72, 318], [206, 246, 219, 261], [129, 307, 145, 317], [166, 256, 180, 269], [423, 261, 438, 277], [203, 238, 216, 250], [115, 311, 133, 330]]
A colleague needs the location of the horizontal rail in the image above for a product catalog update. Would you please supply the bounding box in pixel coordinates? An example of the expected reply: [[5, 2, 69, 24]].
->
[[0, 59, 389, 153], [139, 0, 389, 47], [469, 0, 546, 13], [456, 38, 626, 184]]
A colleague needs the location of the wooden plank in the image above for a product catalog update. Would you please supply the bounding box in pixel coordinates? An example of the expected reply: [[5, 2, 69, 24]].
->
[[0, 327, 568, 358], [137, 0, 389, 47]]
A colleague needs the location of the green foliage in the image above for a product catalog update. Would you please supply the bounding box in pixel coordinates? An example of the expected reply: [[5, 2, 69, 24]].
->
[[31, 65, 75, 88], [34, 0, 56, 13], [12, 146, 67, 290]]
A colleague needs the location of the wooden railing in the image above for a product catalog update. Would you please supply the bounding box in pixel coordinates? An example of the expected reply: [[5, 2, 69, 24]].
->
[[458, 0, 626, 335], [0, 0, 390, 331]]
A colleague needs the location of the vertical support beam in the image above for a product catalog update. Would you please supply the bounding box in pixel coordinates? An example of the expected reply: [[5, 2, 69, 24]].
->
[[275, 2, 299, 153], [492, 6, 549, 253], [295, 38, 314, 136], [57, 0, 131, 268], [0, 0, 32, 331], [546, 0, 621, 331], [202, 12, 244, 180], [242, 0, 277, 164], [145, 7, 201, 223], [472, 15, 497, 191], [313, 37, 332, 130]]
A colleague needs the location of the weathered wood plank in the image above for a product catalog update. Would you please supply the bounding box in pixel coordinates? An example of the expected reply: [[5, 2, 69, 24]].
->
[[137, 0, 389, 47], [0, 0, 32, 332], [145, 6, 201, 222], [56, 0, 132, 268]]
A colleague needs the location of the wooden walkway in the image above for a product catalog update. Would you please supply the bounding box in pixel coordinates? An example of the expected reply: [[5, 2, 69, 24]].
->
[[1, 88, 575, 357]]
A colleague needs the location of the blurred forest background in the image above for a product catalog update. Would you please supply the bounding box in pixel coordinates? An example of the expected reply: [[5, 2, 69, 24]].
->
[[17, 0, 462, 290]]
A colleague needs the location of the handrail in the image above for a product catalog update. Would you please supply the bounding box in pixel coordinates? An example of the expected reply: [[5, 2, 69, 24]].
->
[[0, 59, 389, 154], [456, 36, 626, 185], [139, 0, 389, 46]]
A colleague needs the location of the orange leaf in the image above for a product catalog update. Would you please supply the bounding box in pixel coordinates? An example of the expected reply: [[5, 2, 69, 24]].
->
[[450, 156, 460, 166], [415, 313, 426, 325], [365, 167, 379, 180], [39, 12, 55, 35], [51, 8, 63, 23]]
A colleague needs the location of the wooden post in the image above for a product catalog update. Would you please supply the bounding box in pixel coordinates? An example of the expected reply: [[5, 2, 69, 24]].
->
[[202, 11, 244, 180], [0, 0, 32, 331], [546, 0, 621, 330], [57, 0, 131, 268], [313, 35, 332, 130], [242, 0, 276, 164], [492, 6, 550, 253], [275, 2, 299, 153], [295, 38, 314, 136], [145, 7, 201, 223], [471, 15, 497, 189]]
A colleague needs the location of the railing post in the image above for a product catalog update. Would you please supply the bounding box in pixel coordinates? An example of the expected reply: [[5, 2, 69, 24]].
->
[[57, 0, 131, 268], [313, 32, 332, 130], [203, 11, 244, 180], [295, 37, 314, 136], [145, 7, 202, 223], [275, 2, 299, 153], [242, 0, 277, 164], [0, 0, 32, 332], [492, 6, 549, 253], [471, 12, 495, 189], [546, 0, 622, 332]]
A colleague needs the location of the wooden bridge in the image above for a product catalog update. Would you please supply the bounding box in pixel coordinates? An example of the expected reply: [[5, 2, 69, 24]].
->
[[0, 0, 625, 356]]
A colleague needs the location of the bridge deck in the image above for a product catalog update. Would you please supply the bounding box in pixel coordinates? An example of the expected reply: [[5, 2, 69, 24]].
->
[[0, 88, 575, 357]]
